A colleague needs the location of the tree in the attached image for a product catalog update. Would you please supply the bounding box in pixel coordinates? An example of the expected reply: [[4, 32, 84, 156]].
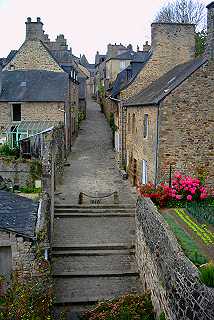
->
[[155, 0, 206, 29], [195, 29, 207, 56]]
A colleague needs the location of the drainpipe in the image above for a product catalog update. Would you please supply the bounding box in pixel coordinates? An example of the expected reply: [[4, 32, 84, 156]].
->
[[154, 103, 160, 186]]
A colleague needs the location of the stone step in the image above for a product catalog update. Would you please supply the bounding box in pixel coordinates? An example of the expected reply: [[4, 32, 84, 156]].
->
[[54, 211, 135, 217], [53, 216, 135, 246], [52, 252, 137, 275], [52, 248, 135, 256], [52, 243, 135, 251], [54, 275, 141, 304], [54, 204, 136, 209]]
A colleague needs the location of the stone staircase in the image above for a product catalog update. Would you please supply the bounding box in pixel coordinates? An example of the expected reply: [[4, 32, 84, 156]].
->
[[52, 204, 141, 319]]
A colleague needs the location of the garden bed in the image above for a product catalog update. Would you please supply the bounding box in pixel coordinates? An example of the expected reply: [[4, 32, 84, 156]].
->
[[161, 208, 214, 264]]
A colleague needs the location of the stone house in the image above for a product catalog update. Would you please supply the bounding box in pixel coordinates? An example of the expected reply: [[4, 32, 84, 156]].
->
[[108, 21, 196, 166], [0, 190, 38, 281], [0, 17, 80, 152], [122, 3, 214, 187]]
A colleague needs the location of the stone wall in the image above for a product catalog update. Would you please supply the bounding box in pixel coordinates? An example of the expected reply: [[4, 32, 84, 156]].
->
[[120, 23, 195, 101], [0, 158, 35, 188], [0, 229, 35, 278], [3, 40, 63, 72], [136, 197, 214, 320], [125, 106, 158, 183], [158, 61, 214, 186], [0, 101, 65, 130]]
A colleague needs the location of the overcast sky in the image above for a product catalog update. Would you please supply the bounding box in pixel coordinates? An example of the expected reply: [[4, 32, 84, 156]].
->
[[0, 0, 210, 63]]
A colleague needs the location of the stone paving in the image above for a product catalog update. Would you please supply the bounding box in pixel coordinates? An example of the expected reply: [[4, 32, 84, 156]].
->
[[55, 100, 136, 205]]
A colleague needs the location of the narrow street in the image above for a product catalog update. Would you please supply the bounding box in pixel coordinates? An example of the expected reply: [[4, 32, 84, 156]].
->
[[55, 100, 136, 205], [52, 100, 140, 319]]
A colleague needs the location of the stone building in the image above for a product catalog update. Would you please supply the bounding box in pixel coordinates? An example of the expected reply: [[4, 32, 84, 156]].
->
[[0, 17, 80, 152], [122, 3, 214, 187], [108, 21, 196, 166], [0, 190, 38, 280]]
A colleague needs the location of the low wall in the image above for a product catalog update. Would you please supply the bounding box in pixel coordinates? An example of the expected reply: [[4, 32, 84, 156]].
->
[[0, 157, 32, 188], [136, 198, 214, 320]]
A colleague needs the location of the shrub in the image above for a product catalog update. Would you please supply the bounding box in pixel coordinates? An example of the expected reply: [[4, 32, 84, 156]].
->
[[0, 269, 54, 320], [137, 181, 171, 207], [82, 292, 155, 320], [159, 311, 167, 320], [199, 262, 214, 287], [0, 143, 20, 158], [137, 172, 211, 208]]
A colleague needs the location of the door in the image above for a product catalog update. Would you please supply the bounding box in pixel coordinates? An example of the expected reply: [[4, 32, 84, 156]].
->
[[142, 160, 148, 185]]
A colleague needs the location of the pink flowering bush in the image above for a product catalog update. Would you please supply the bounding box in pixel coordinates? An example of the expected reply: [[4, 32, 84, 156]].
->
[[171, 172, 208, 202], [137, 172, 209, 207]]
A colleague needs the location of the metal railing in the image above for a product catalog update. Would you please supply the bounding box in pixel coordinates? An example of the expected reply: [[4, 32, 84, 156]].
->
[[78, 191, 119, 205]]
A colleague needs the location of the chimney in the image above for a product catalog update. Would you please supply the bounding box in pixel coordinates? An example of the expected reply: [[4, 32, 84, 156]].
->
[[151, 22, 195, 70], [0, 63, 2, 96], [207, 2, 214, 60], [25, 17, 44, 41], [143, 41, 151, 52]]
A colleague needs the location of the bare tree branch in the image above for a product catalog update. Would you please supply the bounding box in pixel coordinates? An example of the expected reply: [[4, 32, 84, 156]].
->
[[155, 0, 206, 29]]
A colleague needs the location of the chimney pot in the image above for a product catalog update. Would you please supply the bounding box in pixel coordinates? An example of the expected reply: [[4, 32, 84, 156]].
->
[[27, 17, 31, 23]]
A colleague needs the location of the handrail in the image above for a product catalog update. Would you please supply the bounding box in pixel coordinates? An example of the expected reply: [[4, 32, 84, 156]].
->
[[79, 191, 119, 204]]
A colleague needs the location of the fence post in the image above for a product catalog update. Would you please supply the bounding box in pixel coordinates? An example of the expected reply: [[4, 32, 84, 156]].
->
[[114, 191, 119, 204], [79, 192, 83, 205]]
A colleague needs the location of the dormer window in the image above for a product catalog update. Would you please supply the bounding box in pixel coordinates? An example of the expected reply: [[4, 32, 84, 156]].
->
[[10, 64, 15, 71]]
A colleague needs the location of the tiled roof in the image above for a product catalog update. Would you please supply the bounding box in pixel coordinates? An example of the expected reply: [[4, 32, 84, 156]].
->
[[124, 56, 207, 106], [0, 190, 38, 238], [0, 70, 69, 102]]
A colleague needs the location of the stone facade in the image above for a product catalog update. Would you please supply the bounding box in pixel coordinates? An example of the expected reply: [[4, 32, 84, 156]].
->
[[4, 40, 63, 72], [158, 61, 214, 186], [123, 60, 214, 186], [120, 23, 195, 101], [0, 101, 64, 131], [0, 229, 35, 279], [0, 157, 34, 188], [136, 197, 214, 320], [125, 106, 158, 184]]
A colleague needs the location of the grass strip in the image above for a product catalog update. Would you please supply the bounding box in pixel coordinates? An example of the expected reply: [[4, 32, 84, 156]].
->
[[164, 214, 208, 266], [175, 209, 214, 245]]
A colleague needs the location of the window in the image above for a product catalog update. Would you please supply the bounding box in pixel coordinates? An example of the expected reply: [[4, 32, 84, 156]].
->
[[132, 114, 136, 134], [114, 131, 120, 152], [127, 113, 131, 132], [12, 104, 21, 121], [142, 160, 148, 185], [143, 114, 148, 138], [120, 60, 126, 71]]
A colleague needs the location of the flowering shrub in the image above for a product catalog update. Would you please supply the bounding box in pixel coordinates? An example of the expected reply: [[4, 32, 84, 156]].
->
[[136, 181, 171, 207], [82, 292, 155, 320], [137, 172, 210, 207], [171, 172, 208, 202], [0, 261, 54, 320]]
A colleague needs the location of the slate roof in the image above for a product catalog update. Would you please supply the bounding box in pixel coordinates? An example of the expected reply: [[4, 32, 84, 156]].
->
[[0, 190, 38, 238], [0, 70, 69, 102], [106, 50, 136, 62], [111, 51, 151, 98], [124, 56, 207, 106]]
